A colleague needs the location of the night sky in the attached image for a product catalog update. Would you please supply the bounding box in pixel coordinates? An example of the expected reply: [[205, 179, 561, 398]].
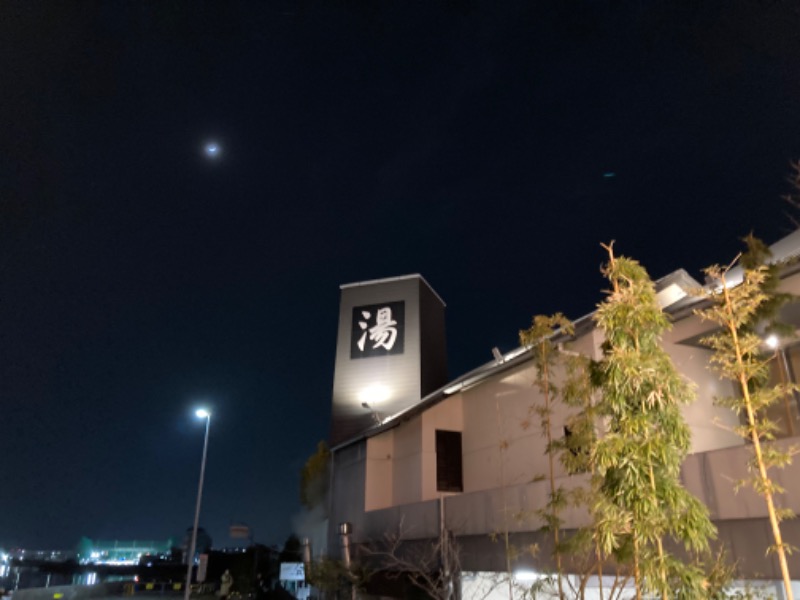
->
[[2, 1, 799, 551]]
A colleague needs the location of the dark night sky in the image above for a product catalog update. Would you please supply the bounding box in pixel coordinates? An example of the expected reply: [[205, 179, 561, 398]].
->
[[1, 1, 799, 551]]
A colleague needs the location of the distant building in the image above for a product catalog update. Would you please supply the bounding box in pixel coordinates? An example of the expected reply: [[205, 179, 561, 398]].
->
[[325, 233, 800, 598], [76, 537, 174, 565], [5, 549, 71, 562]]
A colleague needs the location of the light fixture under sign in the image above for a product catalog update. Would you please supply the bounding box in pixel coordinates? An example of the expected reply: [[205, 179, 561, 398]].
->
[[358, 383, 390, 405]]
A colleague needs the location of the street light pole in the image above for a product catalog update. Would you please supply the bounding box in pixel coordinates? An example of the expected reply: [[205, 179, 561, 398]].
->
[[184, 409, 211, 600]]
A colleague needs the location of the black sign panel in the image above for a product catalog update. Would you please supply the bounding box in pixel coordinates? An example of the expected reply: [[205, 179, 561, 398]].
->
[[350, 301, 405, 359]]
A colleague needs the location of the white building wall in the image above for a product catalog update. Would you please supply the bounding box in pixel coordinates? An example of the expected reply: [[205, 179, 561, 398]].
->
[[461, 363, 553, 493], [460, 331, 598, 496], [664, 311, 744, 453]]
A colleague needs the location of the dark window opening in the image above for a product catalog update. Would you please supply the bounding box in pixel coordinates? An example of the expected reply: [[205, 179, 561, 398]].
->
[[563, 426, 578, 457], [435, 430, 463, 493], [563, 425, 588, 474]]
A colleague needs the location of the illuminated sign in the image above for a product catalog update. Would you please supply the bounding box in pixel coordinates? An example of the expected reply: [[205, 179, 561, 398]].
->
[[280, 562, 305, 581], [350, 301, 405, 358]]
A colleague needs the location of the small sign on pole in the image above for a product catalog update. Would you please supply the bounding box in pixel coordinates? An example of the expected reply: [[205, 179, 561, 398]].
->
[[279, 563, 305, 582]]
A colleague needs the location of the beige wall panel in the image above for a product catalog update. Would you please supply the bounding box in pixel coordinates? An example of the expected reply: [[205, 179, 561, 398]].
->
[[421, 395, 464, 453], [463, 443, 502, 492], [393, 453, 422, 505], [669, 309, 717, 342], [366, 429, 394, 459], [779, 271, 800, 296], [393, 415, 422, 458], [365, 431, 394, 511], [462, 431, 557, 493], [365, 457, 394, 511], [501, 433, 544, 487], [462, 360, 578, 492], [391, 416, 423, 504], [568, 327, 604, 360], [421, 448, 438, 500], [663, 335, 743, 452]]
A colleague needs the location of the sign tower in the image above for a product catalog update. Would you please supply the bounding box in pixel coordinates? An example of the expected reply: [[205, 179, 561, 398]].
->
[[330, 274, 447, 445]]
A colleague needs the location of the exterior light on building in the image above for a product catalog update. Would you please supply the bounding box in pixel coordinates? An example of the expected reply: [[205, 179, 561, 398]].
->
[[513, 570, 539, 582], [444, 383, 463, 395], [766, 334, 780, 350], [358, 384, 390, 405]]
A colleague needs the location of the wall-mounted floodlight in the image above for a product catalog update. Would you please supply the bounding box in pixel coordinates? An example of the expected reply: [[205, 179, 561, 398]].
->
[[361, 402, 382, 425], [765, 335, 780, 350], [358, 384, 390, 406]]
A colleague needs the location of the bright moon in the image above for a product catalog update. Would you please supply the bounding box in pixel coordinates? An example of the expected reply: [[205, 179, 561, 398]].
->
[[204, 142, 220, 158]]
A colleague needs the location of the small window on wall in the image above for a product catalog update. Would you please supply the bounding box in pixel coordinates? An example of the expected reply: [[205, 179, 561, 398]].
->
[[435, 430, 463, 492], [563, 425, 588, 474]]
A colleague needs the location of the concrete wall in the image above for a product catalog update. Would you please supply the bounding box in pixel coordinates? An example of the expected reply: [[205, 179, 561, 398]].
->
[[445, 473, 593, 536], [349, 434, 800, 579], [359, 499, 439, 543], [682, 438, 800, 520]]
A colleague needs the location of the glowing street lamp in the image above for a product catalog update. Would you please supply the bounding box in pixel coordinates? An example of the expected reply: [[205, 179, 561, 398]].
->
[[184, 409, 211, 600]]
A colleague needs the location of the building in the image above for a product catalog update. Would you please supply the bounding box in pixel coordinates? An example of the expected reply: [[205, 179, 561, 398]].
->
[[324, 233, 800, 598], [76, 537, 174, 565]]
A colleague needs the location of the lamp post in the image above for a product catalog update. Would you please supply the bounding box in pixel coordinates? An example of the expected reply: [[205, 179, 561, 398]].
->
[[184, 409, 211, 600]]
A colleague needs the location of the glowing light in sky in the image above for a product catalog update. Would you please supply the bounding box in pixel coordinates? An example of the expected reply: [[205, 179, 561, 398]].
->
[[204, 142, 220, 158]]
